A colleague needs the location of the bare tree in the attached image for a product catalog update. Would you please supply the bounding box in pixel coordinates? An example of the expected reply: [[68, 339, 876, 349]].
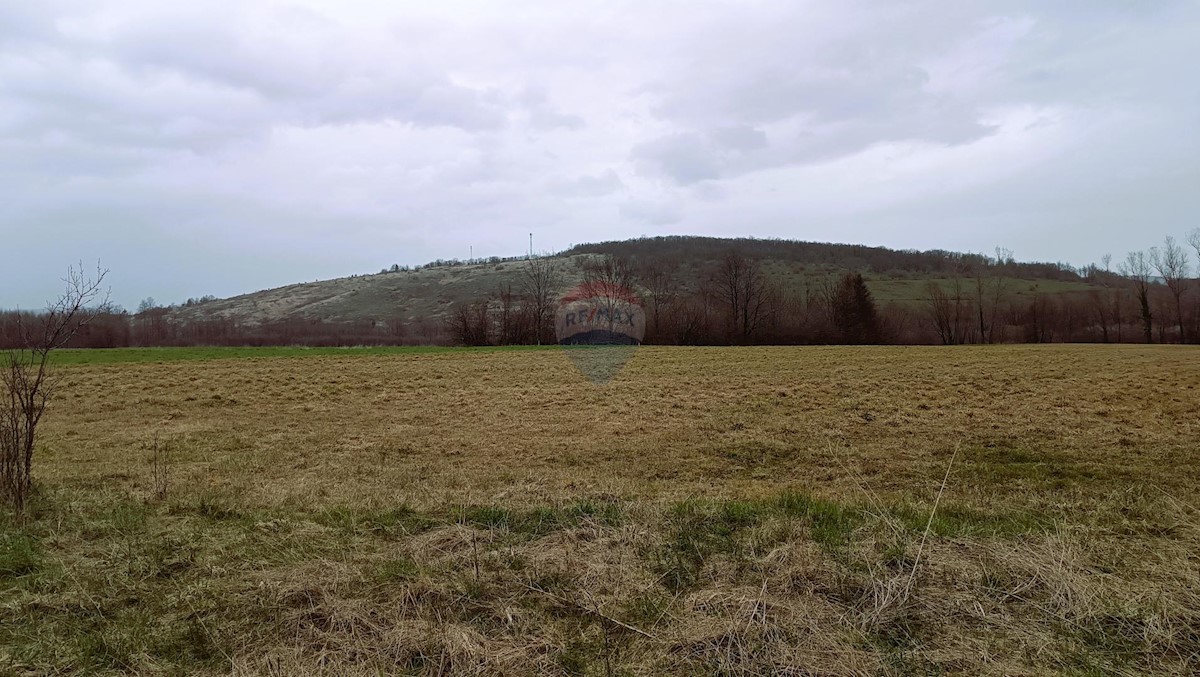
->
[[714, 251, 774, 343], [445, 301, 491, 346], [972, 247, 1013, 343], [1024, 294, 1057, 343], [1190, 229, 1200, 340], [1150, 236, 1190, 342], [1120, 251, 1155, 343], [1088, 289, 1111, 342], [1110, 285, 1125, 343], [926, 256, 974, 345], [573, 254, 640, 342], [582, 254, 636, 294], [637, 259, 679, 342], [972, 262, 990, 343], [521, 255, 562, 345], [992, 248, 1014, 336], [1154, 293, 1172, 343], [3, 263, 108, 514], [492, 283, 525, 345], [926, 280, 970, 345], [1084, 254, 1116, 342], [677, 282, 716, 345]]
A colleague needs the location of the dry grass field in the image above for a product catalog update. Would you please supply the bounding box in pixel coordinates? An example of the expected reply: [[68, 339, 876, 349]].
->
[[3, 345, 1200, 675]]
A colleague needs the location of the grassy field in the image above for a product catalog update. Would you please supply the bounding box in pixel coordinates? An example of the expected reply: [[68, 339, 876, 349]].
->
[[41, 345, 551, 366], [3, 345, 1199, 675], [861, 276, 1097, 305]]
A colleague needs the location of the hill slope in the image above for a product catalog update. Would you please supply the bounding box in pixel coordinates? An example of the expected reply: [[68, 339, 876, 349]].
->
[[169, 254, 590, 327], [169, 236, 1097, 327]]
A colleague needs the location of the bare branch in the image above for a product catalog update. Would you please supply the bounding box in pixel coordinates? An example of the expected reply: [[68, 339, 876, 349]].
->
[[2, 262, 108, 513]]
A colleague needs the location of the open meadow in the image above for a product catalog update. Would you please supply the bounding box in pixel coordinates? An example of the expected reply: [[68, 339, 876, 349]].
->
[[3, 345, 1200, 675]]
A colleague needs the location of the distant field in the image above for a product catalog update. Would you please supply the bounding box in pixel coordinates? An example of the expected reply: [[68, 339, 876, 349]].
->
[[720, 259, 1097, 305], [863, 276, 1097, 304], [4, 345, 1199, 674]]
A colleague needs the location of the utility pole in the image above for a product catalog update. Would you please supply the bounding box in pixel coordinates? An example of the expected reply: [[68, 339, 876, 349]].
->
[[529, 233, 533, 258]]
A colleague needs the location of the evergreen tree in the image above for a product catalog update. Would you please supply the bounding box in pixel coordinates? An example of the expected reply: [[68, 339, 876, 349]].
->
[[831, 272, 881, 344]]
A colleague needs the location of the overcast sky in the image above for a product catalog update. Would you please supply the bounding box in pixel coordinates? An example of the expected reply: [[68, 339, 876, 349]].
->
[[2, 1, 1197, 310]]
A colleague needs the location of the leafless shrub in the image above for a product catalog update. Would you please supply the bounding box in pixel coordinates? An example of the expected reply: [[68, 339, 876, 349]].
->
[[521, 255, 563, 345], [1, 262, 108, 514], [1150, 236, 1191, 342]]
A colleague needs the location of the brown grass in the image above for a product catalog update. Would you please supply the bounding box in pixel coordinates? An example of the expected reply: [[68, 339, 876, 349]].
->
[[2, 344, 1198, 674]]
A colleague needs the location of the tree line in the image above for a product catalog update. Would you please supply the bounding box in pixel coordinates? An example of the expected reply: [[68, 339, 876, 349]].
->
[[447, 232, 1200, 347], [444, 250, 934, 346], [0, 310, 442, 349], [3, 232, 1199, 349]]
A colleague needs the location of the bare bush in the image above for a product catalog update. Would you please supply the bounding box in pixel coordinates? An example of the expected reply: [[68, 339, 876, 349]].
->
[[521, 255, 563, 345], [1, 263, 108, 514], [714, 251, 775, 343], [1150, 237, 1191, 342], [1120, 250, 1155, 343]]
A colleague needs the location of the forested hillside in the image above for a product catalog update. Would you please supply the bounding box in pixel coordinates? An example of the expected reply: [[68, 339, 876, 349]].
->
[[3, 235, 1197, 347]]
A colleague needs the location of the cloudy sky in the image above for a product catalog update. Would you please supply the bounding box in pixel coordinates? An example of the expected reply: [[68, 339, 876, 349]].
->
[[2, 1, 1197, 310]]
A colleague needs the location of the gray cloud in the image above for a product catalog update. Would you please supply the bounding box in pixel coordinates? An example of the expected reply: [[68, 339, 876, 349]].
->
[[519, 87, 585, 131], [619, 199, 683, 226], [632, 132, 722, 184], [549, 170, 623, 198], [1, 0, 1197, 309]]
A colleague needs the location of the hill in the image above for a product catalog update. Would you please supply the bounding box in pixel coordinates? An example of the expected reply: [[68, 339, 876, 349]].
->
[[12, 234, 1165, 348], [167, 236, 1096, 328]]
